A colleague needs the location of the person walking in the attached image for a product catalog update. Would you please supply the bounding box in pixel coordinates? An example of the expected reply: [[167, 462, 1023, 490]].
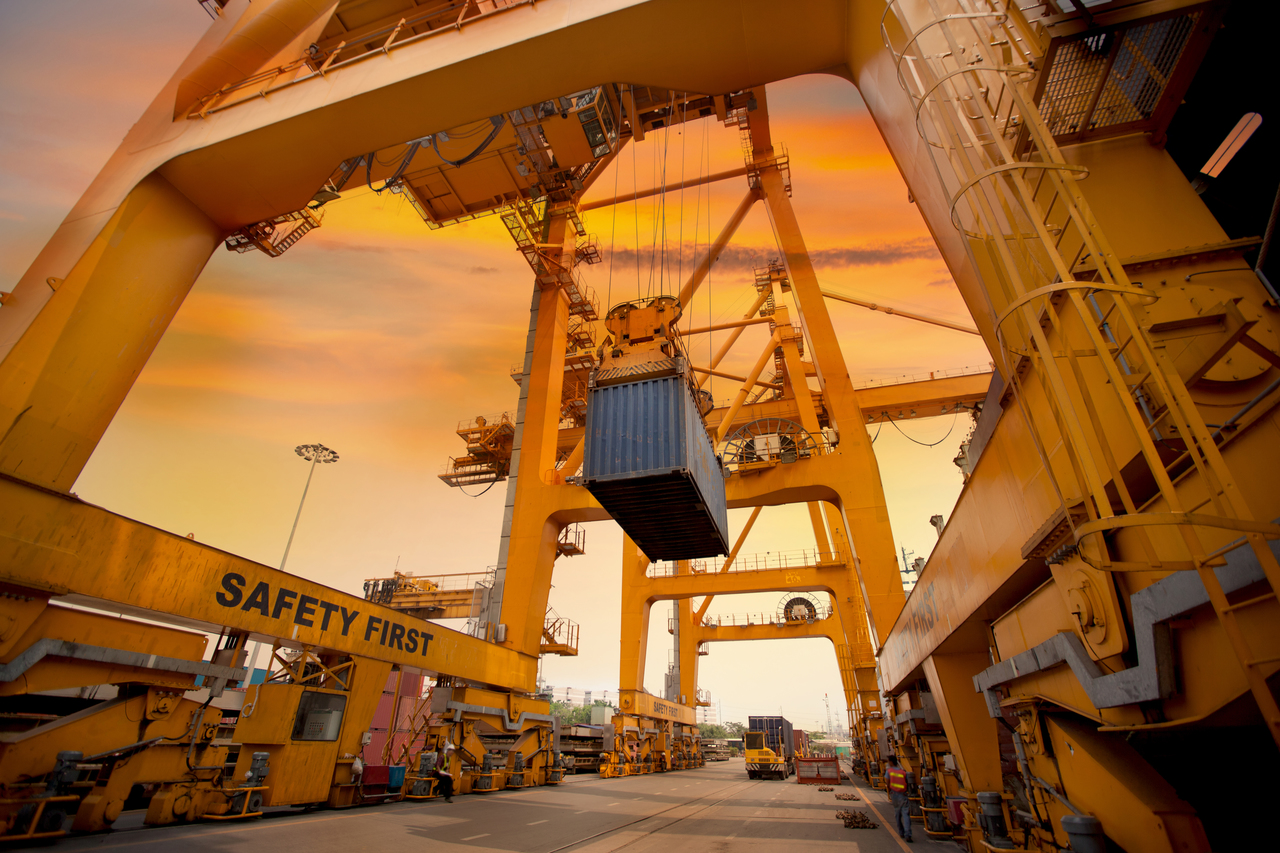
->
[[433, 744, 456, 802], [884, 755, 913, 842]]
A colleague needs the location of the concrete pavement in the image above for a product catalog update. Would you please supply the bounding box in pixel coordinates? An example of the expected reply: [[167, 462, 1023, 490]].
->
[[56, 758, 955, 852]]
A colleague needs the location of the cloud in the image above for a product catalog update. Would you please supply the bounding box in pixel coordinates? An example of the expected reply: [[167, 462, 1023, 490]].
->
[[469, 265, 499, 274], [599, 237, 940, 274]]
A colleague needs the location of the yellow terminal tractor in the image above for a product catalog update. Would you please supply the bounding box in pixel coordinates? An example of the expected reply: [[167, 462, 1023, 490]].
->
[[745, 716, 794, 780]]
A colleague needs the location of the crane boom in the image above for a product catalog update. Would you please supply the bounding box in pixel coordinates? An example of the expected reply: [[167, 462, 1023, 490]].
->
[[0, 475, 537, 692]]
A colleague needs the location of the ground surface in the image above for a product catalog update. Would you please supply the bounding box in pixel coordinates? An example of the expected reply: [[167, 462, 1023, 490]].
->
[[57, 758, 955, 852]]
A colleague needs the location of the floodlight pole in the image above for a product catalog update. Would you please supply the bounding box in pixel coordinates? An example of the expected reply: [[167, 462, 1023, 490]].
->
[[281, 443, 338, 571]]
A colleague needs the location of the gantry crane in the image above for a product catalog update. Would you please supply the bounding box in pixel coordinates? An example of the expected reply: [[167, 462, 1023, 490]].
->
[[2, 2, 1277, 851]]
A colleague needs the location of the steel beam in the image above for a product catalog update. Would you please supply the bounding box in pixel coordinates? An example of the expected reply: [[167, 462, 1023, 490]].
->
[[0, 474, 538, 692]]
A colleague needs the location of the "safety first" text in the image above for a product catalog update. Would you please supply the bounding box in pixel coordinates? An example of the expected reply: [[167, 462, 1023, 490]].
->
[[214, 572, 434, 655]]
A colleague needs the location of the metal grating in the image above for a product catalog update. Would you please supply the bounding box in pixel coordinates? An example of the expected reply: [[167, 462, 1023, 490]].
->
[[1038, 11, 1201, 140]]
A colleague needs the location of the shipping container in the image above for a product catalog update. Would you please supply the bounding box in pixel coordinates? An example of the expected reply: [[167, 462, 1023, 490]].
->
[[748, 715, 795, 759], [793, 729, 810, 757], [582, 374, 729, 559]]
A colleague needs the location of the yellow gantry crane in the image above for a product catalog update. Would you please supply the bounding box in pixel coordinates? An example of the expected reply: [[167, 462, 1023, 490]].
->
[[0, 2, 1276, 852]]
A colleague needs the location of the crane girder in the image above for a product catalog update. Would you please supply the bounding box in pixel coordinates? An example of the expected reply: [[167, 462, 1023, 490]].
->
[[0, 475, 537, 692]]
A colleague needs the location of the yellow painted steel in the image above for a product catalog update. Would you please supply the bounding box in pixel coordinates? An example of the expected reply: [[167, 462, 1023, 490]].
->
[[0, 174, 223, 491], [0, 476, 537, 689], [1, 1, 1277, 849]]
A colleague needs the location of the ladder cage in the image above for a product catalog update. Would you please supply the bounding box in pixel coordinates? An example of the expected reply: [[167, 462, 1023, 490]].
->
[[881, 0, 1280, 740]]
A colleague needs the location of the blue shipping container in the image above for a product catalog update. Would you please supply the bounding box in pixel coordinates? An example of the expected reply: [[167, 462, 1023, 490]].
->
[[748, 716, 795, 759], [582, 374, 729, 559]]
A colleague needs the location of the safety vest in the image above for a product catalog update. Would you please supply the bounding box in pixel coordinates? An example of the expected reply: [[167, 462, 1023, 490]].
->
[[886, 767, 908, 793]]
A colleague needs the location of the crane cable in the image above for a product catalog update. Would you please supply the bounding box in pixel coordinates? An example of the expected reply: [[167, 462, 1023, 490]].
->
[[364, 114, 505, 195], [365, 141, 421, 194], [884, 410, 960, 447], [632, 124, 642, 301], [685, 113, 709, 338], [606, 134, 621, 313], [677, 93, 687, 312], [430, 115, 505, 167]]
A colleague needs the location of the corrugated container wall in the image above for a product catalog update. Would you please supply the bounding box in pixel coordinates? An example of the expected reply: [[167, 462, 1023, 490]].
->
[[748, 715, 795, 759], [582, 375, 729, 560]]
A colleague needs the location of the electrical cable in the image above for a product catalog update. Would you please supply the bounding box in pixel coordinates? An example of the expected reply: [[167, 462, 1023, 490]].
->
[[374, 144, 415, 167], [366, 140, 422, 194], [870, 421, 883, 444], [458, 479, 498, 498], [430, 115, 505, 167], [886, 411, 960, 447]]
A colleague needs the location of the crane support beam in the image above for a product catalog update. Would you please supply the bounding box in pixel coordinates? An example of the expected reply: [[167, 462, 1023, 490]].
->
[[0, 475, 538, 691], [682, 316, 774, 336], [697, 287, 774, 389], [857, 372, 992, 422], [690, 365, 782, 391], [692, 505, 762, 622], [694, 617, 841, 643], [642, 564, 845, 603], [822, 289, 980, 335], [715, 331, 782, 443], [677, 190, 759, 310], [580, 166, 749, 211]]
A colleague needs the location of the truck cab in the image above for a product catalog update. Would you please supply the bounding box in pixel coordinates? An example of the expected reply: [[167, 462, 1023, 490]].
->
[[744, 730, 791, 780]]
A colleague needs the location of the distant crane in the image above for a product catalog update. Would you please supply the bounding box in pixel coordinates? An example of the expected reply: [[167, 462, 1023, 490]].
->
[[824, 693, 835, 737]]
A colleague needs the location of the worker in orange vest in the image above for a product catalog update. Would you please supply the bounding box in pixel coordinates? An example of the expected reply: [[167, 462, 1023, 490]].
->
[[884, 755, 913, 842]]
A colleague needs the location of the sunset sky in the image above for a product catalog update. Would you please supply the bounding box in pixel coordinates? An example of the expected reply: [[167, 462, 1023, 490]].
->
[[0, 1, 990, 732]]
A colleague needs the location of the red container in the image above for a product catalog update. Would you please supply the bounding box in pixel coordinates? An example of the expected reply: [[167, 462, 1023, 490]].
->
[[362, 764, 391, 786], [366, 672, 425, 763], [795, 756, 841, 784]]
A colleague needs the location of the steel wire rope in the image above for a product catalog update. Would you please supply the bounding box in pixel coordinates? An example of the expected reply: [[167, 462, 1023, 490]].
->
[[678, 94, 687, 308], [646, 130, 659, 298], [632, 131, 642, 301], [606, 138, 622, 314], [648, 95, 674, 298], [885, 410, 961, 447], [705, 122, 713, 401], [659, 111, 668, 296], [661, 92, 676, 296], [684, 115, 709, 338]]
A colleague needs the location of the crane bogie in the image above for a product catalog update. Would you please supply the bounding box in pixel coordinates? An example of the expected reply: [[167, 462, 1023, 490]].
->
[[0, 479, 557, 839]]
